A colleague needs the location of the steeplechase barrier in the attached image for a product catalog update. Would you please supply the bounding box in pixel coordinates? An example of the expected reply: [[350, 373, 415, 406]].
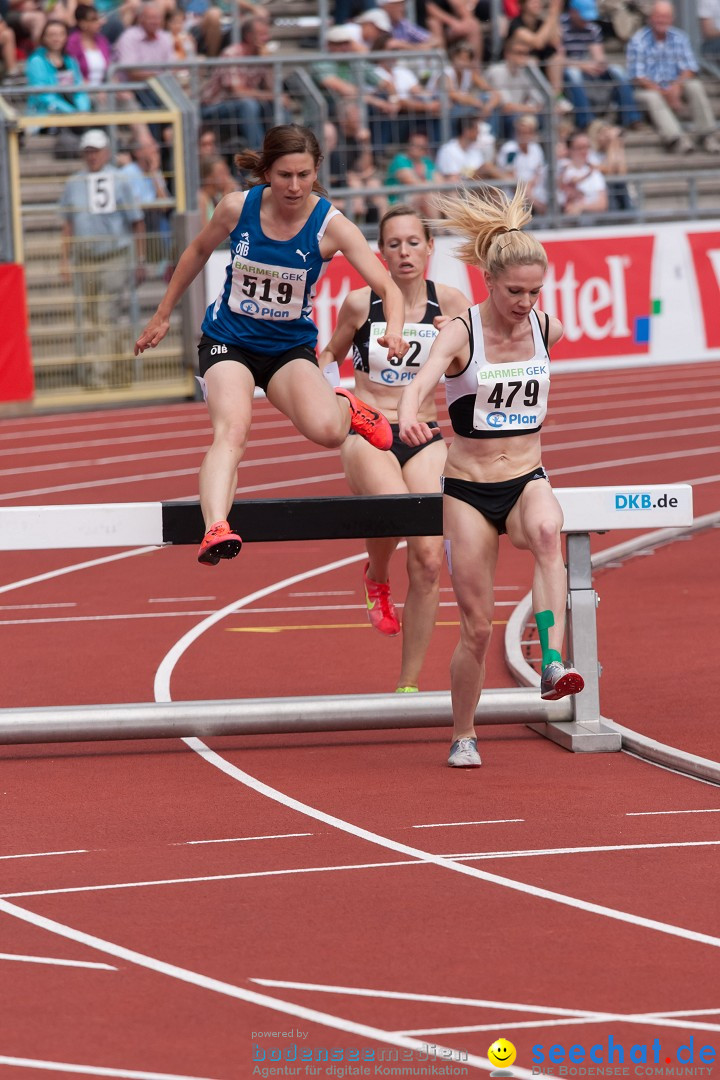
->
[[0, 485, 694, 752]]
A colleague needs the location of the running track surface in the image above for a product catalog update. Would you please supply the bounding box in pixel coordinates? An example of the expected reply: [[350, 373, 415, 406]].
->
[[0, 362, 718, 1079]]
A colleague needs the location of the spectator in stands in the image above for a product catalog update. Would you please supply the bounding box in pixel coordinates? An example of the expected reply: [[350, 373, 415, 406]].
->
[[485, 36, 546, 140], [385, 129, 438, 216], [426, 40, 502, 136], [436, 114, 509, 181], [26, 19, 92, 117], [5, 0, 46, 55], [561, 0, 642, 130], [66, 4, 111, 87], [0, 12, 20, 80], [99, 0, 141, 47], [354, 5, 392, 47], [377, 0, 443, 50], [627, 1, 720, 153], [59, 128, 145, 388], [699, 0, 720, 61], [165, 5, 195, 90], [588, 117, 634, 209], [497, 112, 548, 213], [197, 153, 237, 226], [424, 0, 484, 59], [200, 16, 290, 154], [113, 0, 174, 104], [120, 131, 171, 258], [505, 0, 566, 102], [373, 50, 442, 145], [557, 128, 608, 214]]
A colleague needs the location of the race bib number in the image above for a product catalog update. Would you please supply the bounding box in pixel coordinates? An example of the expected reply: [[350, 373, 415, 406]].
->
[[368, 321, 438, 386], [87, 173, 117, 215], [228, 257, 305, 321], [473, 365, 549, 434]]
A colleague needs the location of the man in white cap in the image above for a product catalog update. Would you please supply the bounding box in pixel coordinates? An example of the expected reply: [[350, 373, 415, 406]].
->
[[59, 129, 146, 388]]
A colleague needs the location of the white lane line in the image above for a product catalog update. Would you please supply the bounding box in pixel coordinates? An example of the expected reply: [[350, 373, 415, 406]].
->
[[147, 597, 216, 604], [541, 423, 720, 456], [0, 860, 413, 899], [0, 429, 302, 461], [549, 444, 720, 476], [0, 548, 158, 597], [182, 741, 720, 950], [398, 1018, 605, 1036], [627, 809, 720, 817], [445, 840, 720, 859], [0, 900, 501, 1074], [412, 820, 524, 829], [0, 455, 339, 502], [0, 1056, 220, 1079], [0, 952, 115, 969], [176, 833, 312, 846], [249, 981, 720, 1034], [0, 603, 77, 611], [0, 445, 331, 480], [0, 849, 87, 861]]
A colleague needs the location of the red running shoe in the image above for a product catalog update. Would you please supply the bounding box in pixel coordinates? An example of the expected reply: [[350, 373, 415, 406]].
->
[[363, 562, 400, 636], [197, 520, 242, 566], [336, 387, 393, 451]]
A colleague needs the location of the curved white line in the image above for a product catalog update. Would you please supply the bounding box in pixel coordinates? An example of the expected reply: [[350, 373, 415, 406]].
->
[[181, 737, 720, 949], [153, 550, 389, 702]]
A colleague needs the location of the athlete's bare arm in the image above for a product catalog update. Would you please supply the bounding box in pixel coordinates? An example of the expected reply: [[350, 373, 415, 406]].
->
[[398, 317, 470, 446], [135, 192, 247, 354], [317, 287, 371, 372]]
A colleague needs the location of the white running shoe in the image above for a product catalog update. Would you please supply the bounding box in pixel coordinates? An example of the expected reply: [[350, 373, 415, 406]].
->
[[540, 661, 585, 700], [448, 737, 482, 768]]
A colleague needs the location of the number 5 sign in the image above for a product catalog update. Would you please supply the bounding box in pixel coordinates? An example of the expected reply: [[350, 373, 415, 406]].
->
[[87, 173, 117, 215]]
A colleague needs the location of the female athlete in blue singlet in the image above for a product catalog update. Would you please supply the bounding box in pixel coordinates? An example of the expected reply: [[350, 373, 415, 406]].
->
[[320, 206, 470, 694], [398, 185, 584, 769], [135, 125, 407, 565]]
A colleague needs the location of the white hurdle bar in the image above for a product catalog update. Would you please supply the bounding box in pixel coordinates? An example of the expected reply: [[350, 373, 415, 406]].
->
[[0, 485, 694, 752]]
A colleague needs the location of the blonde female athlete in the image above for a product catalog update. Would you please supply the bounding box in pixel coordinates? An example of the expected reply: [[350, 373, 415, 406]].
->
[[398, 185, 584, 767], [135, 125, 407, 565], [319, 205, 471, 693]]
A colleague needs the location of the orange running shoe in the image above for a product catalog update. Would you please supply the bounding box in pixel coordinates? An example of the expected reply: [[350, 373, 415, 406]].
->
[[335, 387, 393, 451], [197, 520, 242, 566], [363, 562, 400, 636]]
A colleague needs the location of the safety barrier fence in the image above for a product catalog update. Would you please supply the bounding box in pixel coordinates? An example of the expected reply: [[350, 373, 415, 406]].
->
[[0, 485, 693, 753]]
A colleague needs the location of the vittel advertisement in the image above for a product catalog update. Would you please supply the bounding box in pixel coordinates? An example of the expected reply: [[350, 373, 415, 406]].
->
[[302, 220, 720, 373]]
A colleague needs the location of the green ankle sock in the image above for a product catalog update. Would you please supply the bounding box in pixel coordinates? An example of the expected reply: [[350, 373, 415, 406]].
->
[[535, 609, 562, 671]]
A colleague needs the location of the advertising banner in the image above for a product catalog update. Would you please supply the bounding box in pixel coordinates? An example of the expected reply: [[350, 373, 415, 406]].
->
[[1, 263, 33, 403], [206, 219, 720, 373]]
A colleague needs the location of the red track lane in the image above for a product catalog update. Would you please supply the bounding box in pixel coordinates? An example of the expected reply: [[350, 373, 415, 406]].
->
[[0, 363, 719, 1077]]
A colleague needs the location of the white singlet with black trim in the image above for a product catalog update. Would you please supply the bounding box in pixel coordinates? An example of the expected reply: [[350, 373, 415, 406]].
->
[[445, 305, 550, 439], [353, 281, 441, 389]]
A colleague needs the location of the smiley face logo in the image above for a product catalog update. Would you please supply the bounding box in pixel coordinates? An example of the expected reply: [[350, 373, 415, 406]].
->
[[488, 1039, 517, 1070]]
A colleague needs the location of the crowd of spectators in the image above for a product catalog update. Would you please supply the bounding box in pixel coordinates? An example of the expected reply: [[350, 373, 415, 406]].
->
[[0, 0, 719, 224]]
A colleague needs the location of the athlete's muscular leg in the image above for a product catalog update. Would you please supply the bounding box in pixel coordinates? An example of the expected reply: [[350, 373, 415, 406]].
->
[[199, 361, 255, 528], [341, 435, 404, 582], [397, 437, 447, 689], [506, 479, 567, 656], [267, 359, 351, 447], [444, 495, 500, 740]]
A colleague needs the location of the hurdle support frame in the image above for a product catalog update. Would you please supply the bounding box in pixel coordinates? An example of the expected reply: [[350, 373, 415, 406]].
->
[[0, 486, 694, 751]]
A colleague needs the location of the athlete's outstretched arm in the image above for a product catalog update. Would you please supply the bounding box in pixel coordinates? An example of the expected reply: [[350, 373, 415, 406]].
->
[[398, 317, 469, 446], [134, 193, 246, 355], [324, 214, 407, 362], [317, 287, 369, 373]]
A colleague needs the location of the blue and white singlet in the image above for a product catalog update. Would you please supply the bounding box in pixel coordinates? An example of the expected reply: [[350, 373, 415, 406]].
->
[[201, 184, 340, 353], [445, 306, 551, 439]]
